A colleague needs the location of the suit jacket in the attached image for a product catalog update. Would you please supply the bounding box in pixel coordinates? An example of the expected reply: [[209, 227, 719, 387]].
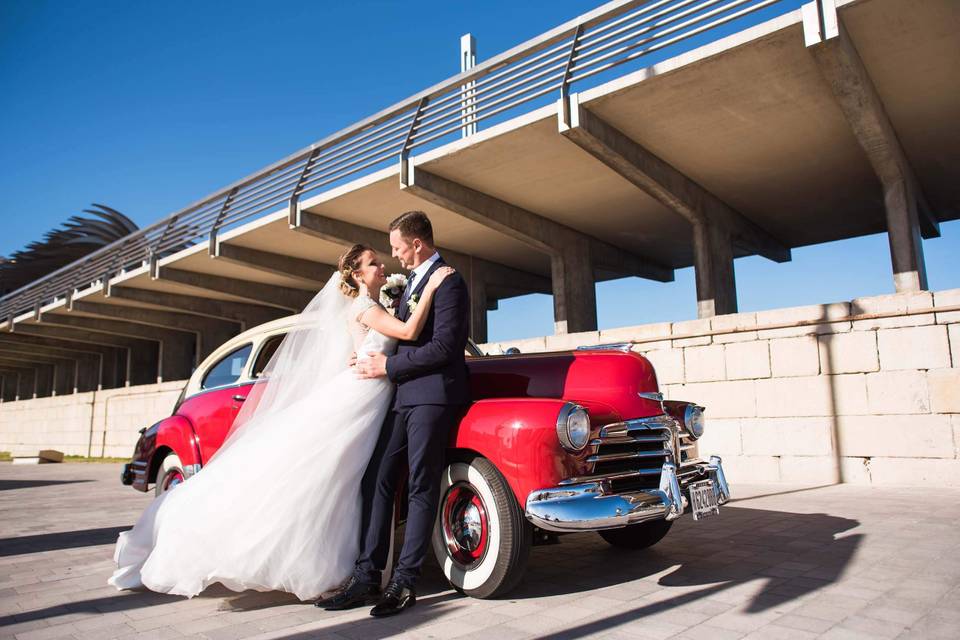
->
[[385, 257, 471, 408]]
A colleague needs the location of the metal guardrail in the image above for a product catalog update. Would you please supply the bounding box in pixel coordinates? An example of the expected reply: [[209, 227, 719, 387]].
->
[[0, 0, 794, 322]]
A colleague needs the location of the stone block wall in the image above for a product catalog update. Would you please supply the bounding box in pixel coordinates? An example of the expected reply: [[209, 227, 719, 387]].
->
[[481, 289, 960, 487], [0, 381, 185, 458], [0, 289, 957, 486]]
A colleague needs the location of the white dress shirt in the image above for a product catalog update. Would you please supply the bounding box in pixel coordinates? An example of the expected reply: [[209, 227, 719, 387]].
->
[[407, 251, 441, 291]]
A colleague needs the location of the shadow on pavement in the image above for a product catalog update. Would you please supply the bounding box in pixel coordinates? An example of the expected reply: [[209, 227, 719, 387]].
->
[[0, 525, 130, 557], [529, 506, 862, 639], [256, 505, 861, 639], [0, 591, 182, 627], [0, 478, 93, 492]]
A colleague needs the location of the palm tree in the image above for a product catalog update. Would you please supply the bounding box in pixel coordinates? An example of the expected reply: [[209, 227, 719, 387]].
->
[[0, 204, 139, 296]]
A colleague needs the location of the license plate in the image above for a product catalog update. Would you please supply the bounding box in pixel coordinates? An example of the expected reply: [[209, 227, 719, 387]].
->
[[690, 481, 720, 521]]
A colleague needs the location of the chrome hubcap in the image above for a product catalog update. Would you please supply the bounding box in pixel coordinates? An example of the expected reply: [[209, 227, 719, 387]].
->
[[164, 470, 184, 492], [442, 482, 488, 566]]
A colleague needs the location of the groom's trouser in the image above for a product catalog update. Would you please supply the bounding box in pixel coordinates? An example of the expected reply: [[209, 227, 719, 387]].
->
[[355, 404, 459, 588]]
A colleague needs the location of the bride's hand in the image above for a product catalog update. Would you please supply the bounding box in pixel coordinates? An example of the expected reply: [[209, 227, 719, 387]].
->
[[426, 267, 455, 292]]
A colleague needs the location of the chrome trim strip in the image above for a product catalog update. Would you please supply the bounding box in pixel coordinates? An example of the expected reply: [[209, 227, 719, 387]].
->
[[599, 414, 675, 438], [558, 466, 662, 485], [586, 449, 671, 463], [576, 343, 632, 352], [588, 433, 669, 446]]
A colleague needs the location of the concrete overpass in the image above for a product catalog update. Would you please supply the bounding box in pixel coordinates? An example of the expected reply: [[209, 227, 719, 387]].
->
[[1, 0, 957, 399]]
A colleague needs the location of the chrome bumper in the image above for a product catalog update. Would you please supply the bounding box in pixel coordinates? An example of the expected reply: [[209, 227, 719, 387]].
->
[[525, 456, 730, 532]]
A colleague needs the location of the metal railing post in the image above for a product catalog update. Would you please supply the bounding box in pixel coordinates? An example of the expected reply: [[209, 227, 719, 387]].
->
[[460, 34, 478, 138], [400, 97, 430, 184], [559, 24, 585, 127], [287, 149, 321, 227], [208, 187, 240, 254]]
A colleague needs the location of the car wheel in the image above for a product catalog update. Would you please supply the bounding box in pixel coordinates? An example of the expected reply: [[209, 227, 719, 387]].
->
[[155, 452, 185, 497], [598, 520, 673, 550], [432, 456, 532, 599]]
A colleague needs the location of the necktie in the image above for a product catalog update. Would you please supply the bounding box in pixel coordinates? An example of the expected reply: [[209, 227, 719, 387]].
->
[[399, 273, 415, 312]]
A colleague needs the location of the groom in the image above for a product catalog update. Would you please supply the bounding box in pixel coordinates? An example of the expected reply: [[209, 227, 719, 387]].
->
[[318, 210, 471, 616]]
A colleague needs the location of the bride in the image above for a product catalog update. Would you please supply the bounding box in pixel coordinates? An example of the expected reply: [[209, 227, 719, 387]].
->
[[108, 243, 453, 600]]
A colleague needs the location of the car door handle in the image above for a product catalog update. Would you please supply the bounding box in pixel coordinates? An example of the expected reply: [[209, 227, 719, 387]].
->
[[232, 395, 247, 402]]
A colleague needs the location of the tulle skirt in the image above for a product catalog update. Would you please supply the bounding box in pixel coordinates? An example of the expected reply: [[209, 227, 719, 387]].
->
[[108, 368, 393, 600]]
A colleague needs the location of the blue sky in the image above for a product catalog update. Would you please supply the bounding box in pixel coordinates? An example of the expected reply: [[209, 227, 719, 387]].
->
[[1, 0, 957, 342]]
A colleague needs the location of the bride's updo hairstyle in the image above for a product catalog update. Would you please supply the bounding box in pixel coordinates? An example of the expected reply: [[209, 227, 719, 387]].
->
[[337, 243, 373, 298]]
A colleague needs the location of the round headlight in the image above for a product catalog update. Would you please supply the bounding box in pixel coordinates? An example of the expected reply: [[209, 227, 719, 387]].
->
[[557, 403, 590, 452], [684, 405, 705, 439]]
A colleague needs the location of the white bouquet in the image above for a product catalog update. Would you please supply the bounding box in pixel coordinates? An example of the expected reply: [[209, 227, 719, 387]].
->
[[380, 273, 408, 313]]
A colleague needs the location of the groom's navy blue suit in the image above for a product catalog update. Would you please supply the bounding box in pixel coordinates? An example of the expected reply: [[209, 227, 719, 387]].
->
[[355, 256, 470, 588]]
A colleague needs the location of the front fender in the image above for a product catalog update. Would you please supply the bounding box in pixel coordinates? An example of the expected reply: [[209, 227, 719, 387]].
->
[[450, 398, 593, 505]]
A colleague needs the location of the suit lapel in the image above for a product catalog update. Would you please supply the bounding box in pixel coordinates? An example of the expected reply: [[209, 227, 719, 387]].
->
[[399, 257, 444, 322]]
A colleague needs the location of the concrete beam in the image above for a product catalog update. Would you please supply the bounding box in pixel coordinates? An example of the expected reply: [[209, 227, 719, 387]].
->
[[155, 266, 313, 312], [558, 95, 791, 265], [107, 286, 284, 330], [401, 165, 673, 282], [292, 210, 392, 255], [213, 242, 334, 284], [68, 300, 240, 361], [804, 4, 933, 291], [401, 165, 672, 333], [0, 332, 105, 357], [0, 352, 62, 366], [32, 313, 196, 346]]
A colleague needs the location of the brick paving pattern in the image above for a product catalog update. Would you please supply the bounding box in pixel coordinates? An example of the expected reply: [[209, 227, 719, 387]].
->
[[1, 462, 958, 639]]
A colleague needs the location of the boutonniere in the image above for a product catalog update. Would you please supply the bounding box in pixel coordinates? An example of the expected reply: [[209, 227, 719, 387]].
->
[[407, 293, 420, 313], [380, 274, 408, 315]]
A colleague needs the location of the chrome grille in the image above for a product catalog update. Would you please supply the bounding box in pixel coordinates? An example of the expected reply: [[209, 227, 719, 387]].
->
[[581, 415, 677, 493]]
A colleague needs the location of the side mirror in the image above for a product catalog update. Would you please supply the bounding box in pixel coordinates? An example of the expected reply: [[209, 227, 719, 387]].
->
[[504, 347, 521, 355]]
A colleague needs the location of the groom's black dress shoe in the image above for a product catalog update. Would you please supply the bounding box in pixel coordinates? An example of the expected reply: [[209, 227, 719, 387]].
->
[[369, 581, 416, 617], [314, 576, 380, 610]]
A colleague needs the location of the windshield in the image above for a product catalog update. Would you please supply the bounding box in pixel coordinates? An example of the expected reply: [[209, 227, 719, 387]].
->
[[466, 338, 484, 357]]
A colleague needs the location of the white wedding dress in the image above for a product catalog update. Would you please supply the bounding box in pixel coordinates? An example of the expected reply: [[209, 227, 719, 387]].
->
[[108, 294, 396, 600]]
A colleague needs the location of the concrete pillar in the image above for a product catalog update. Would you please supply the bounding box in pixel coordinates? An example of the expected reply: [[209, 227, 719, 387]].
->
[[52, 362, 73, 396], [550, 237, 597, 334], [129, 344, 160, 386], [160, 337, 194, 382], [470, 282, 489, 345], [18, 369, 35, 400], [804, 5, 933, 292], [34, 364, 54, 397], [883, 179, 928, 292], [693, 222, 738, 318], [76, 358, 100, 393]]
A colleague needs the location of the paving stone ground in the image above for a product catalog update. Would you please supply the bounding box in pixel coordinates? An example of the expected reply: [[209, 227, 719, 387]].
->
[[1, 461, 959, 640]]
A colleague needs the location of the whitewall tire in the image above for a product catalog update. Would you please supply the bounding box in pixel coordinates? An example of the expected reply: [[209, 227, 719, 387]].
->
[[432, 456, 531, 599], [155, 452, 185, 497]]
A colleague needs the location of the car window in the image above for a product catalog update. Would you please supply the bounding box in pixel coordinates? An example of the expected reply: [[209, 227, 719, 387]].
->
[[252, 334, 286, 378], [201, 344, 253, 390]]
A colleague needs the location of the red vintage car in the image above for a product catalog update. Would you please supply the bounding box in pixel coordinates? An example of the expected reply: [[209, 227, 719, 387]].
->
[[121, 316, 730, 598]]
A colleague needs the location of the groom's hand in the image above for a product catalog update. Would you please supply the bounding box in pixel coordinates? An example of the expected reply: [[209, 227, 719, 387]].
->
[[347, 352, 357, 368], [355, 352, 387, 379]]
